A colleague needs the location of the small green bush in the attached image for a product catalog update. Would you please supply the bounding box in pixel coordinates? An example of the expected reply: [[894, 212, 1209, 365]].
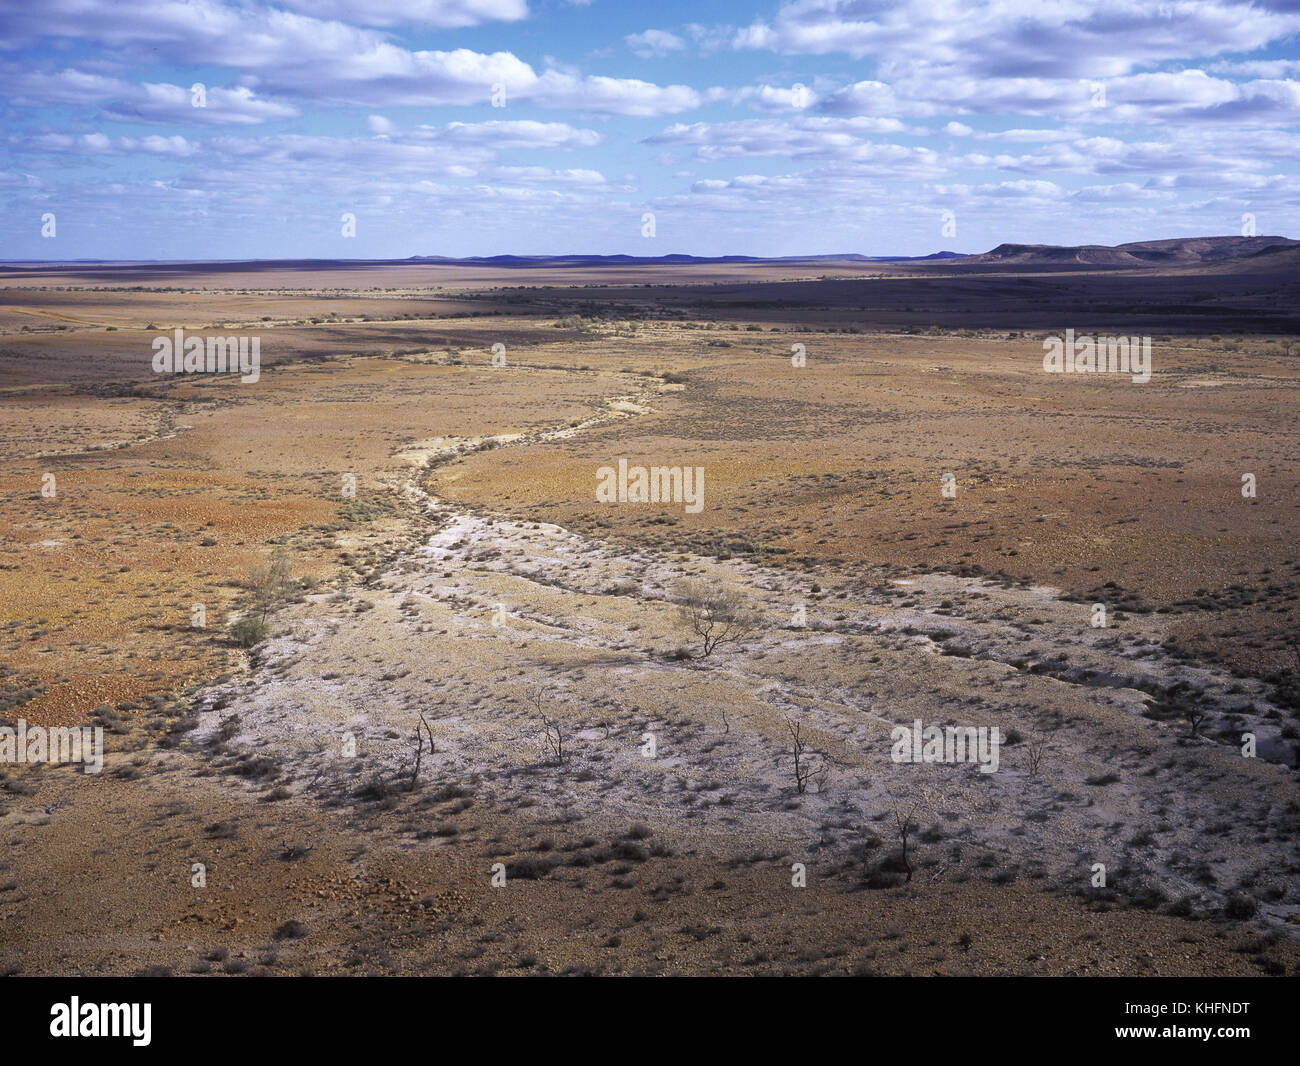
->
[[230, 616, 270, 648]]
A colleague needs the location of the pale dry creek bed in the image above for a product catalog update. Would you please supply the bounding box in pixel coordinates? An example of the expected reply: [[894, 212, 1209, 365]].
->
[[193, 407, 1300, 927]]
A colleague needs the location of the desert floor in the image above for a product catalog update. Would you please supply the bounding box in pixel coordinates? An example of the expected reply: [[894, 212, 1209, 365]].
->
[[1, 260, 1298, 976]]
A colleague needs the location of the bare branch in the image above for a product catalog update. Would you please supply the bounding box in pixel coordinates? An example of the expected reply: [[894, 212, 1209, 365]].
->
[[533, 687, 566, 766], [785, 716, 830, 795], [894, 800, 923, 884]]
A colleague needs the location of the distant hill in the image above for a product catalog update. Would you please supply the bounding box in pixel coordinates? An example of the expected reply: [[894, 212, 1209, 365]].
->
[[404, 251, 967, 266], [1190, 240, 1300, 274], [8, 239, 1292, 273], [973, 235, 1298, 267]]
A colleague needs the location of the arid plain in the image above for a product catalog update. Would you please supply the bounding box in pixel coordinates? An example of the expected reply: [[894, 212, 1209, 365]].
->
[[2, 246, 1299, 976]]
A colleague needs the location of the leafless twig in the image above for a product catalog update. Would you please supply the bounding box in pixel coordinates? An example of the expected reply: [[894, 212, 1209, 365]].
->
[[785, 716, 829, 794]]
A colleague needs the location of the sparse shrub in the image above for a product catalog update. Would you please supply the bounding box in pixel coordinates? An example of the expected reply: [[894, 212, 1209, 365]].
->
[[612, 841, 649, 862], [675, 579, 758, 658], [230, 615, 270, 648], [247, 544, 294, 623], [508, 855, 560, 880], [1225, 892, 1258, 920], [355, 774, 394, 803]]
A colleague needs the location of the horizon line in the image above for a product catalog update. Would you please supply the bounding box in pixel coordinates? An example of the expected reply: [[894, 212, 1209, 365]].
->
[[2, 234, 1295, 268]]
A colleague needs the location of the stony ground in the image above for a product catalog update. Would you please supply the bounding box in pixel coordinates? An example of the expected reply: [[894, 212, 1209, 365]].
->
[[2, 261, 1299, 976]]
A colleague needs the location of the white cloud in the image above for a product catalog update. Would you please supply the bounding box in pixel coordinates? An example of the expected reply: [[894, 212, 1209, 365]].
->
[[733, 0, 1300, 78], [4, 68, 299, 125], [489, 165, 607, 185], [0, 1, 700, 116], [727, 83, 822, 112], [646, 116, 921, 164], [32, 132, 198, 156], [408, 120, 603, 149], [817, 79, 921, 117], [820, 67, 1300, 127], [275, 0, 528, 28], [530, 72, 700, 115], [106, 83, 299, 126], [626, 29, 686, 58]]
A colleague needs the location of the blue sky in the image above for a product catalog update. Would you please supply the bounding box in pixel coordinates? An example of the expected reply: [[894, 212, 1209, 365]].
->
[[2, 0, 1299, 259]]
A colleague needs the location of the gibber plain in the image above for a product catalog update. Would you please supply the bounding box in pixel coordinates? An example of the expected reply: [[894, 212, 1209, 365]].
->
[[1, 237, 1299, 976]]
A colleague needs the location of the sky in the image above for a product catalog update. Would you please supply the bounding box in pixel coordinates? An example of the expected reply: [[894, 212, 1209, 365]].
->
[[1, 0, 1299, 259]]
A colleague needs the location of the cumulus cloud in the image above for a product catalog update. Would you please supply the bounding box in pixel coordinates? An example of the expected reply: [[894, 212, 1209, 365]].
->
[[732, 0, 1300, 78], [626, 29, 686, 58], [402, 120, 603, 149], [820, 67, 1300, 127], [104, 83, 300, 126], [31, 132, 198, 156], [0, 1, 700, 116], [275, 0, 528, 28], [528, 72, 700, 115], [3, 0, 1299, 256], [489, 165, 607, 185], [645, 116, 922, 163], [4, 68, 298, 125]]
